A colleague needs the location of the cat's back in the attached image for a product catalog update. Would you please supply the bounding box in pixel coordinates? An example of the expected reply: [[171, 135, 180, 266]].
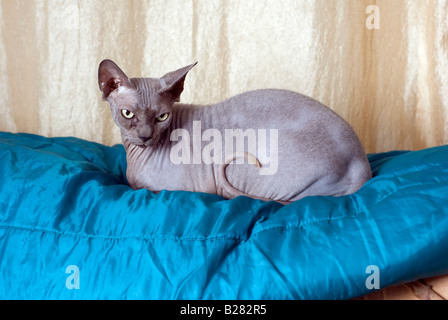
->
[[219, 88, 324, 110], [211, 88, 344, 129]]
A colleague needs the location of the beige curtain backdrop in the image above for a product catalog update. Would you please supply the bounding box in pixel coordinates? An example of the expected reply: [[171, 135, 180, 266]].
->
[[0, 0, 447, 153]]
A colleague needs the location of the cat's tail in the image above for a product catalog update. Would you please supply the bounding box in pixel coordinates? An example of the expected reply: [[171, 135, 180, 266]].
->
[[219, 152, 290, 205]]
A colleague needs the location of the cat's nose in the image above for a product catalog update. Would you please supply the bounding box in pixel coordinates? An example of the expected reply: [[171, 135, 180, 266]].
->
[[139, 136, 152, 142]]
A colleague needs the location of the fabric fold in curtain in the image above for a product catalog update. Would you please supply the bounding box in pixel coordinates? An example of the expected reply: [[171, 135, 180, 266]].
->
[[0, 0, 447, 153]]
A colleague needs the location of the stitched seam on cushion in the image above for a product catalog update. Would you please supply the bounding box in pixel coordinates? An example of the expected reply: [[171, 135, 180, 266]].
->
[[0, 224, 244, 242]]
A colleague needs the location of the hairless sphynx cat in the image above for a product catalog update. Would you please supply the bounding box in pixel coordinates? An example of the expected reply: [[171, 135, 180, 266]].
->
[[98, 60, 371, 204]]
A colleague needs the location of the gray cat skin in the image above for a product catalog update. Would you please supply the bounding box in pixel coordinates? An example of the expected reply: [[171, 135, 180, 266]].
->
[[98, 59, 372, 204]]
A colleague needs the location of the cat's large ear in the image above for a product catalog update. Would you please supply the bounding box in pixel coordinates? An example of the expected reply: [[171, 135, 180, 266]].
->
[[98, 59, 133, 100], [158, 62, 197, 102]]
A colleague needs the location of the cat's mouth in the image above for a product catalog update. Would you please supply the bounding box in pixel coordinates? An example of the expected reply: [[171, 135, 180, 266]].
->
[[135, 138, 158, 149], [126, 132, 165, 149]]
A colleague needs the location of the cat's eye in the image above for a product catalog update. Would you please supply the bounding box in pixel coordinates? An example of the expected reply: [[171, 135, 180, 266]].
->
[[156, 113, 169, 122], [121, 109, 134, 119]]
